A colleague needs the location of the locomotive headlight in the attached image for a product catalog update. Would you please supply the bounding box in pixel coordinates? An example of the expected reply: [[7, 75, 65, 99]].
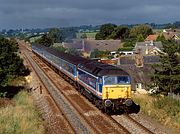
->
[[105, 99, 112, 107], [124, 99, 132, 106]]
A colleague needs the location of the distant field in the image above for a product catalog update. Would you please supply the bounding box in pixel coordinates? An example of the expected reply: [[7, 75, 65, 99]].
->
[[153, 29, 163, 34], [76, 32, 97, 39]]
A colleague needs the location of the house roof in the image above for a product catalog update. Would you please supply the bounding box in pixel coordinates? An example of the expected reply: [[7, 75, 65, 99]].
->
[[119, 55, 160, 65], [84, 39, 121, 52], [63, 40, 83, 50], [143, 56, 160, 64], [134, 41, 162, 55], [163, 29, 180, 40], [63, 39, 121, 53], [118, 64, 154, 90], [119, 56, 135, 65], [145, 35, 158, 41]]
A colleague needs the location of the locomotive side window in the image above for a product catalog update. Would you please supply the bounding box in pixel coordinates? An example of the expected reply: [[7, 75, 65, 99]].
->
[[78, 70, 97, 89]]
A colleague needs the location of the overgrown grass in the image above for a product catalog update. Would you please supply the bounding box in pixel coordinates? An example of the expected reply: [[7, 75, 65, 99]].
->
[[0, 91, 45, 134], [132, 94, 180, 130]]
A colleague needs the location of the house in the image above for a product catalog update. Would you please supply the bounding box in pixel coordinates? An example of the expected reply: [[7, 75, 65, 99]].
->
[[162, 28, 180, 42], [117, 55, 160, 92], [63, 39, 121, 57], [163, 28, 176, 33], [134, 41, 163, 55], [145, 35, 158, 41]]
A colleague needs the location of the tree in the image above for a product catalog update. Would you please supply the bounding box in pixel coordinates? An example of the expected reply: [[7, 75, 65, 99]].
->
[[62, 27, 77, 40], [66, 48, 82, 56], [81, 33, 87, 39], [151, 40, 180, 94], [136, 34, 144, 42], [109, 26, 130, 39], [53, 45, 67, 53], [95, 33, 103, 40], [48, 28, 65, 43], [90, 49, 110, 58], [0, 37, 29, 86], [35, 34, 53, 47], [122, 38, 137, 47], [95, 23, 117, 40], [156, 34, 166, 42], [130, 25, 153, 39]]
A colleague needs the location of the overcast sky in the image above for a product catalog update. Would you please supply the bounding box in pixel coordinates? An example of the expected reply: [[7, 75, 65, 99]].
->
[[0, 0, 180, 29]]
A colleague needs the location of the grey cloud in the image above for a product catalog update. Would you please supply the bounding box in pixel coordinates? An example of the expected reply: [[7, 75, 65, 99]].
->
[[0, 0, 180, 29]]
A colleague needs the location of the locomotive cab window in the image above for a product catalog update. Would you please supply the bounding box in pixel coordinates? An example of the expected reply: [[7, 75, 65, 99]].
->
[[104, 76, 130, 85]]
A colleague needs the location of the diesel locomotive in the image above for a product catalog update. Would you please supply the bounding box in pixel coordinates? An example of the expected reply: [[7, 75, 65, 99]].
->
[[32, 44, 139, 113]]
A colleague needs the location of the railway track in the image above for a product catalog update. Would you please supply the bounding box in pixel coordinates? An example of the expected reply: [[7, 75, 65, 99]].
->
[[112, 114, 154, 134], [19, 45, 129, 133], [32, 53, 130, 134], [21, 47, 76, 134], [19, 41, 154, 134]]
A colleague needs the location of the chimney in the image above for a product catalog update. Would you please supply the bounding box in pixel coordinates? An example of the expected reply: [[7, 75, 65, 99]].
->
[[62, 42, 65, 47], [82, 39, 85, 51], [145, 44, 148, 55], [150, 40, 154, 46], [135, 49, 143, 67]]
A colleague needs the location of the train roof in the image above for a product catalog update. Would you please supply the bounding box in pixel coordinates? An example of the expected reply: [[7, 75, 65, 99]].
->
[[32, 44, 129, 77], [78, 61, 129, 76], [33, 44, 89, 65]]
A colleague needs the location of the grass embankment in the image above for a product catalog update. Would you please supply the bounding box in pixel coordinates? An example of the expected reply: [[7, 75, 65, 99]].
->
[[0, 91, 45, 134], [132, 94, 180, 130]]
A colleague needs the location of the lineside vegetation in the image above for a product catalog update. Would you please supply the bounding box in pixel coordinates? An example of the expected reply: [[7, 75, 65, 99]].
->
[[133, 94, 180, 132], [0, 91, 45, 134]]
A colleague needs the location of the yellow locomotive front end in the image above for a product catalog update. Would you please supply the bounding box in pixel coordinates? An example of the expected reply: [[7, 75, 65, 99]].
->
[[101, 75, 134, 112], [102, 84, 131, 100]]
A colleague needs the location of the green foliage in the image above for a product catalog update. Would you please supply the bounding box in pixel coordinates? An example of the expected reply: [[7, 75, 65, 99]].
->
[[29, 35, 42, 43], [81, 33, 87, 39], [136, 34, 145, 42], [130, 24, 153, 38], [48, 28, 65, 43], [133, 94, 180, 130], [95, 23, 117, 40], [109, 26, 130, 39], [52, 45, 67, 53], [156, 34, 166, 42], [90, 49, 110, 58], [95, 33, 103, 40], [0, 91, 45, 134], [0, 37, 29, 86], [76, 32, 97, 39], [62, 27, 77, 40], [153, 96, 180, 117], [151, 40, 180, 93], [0, 92, 7, 98], [122, 38, 136, 47], [66, 48, 82, 56], [35, 34, 53, 47], [118, 47, 134, 51]]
